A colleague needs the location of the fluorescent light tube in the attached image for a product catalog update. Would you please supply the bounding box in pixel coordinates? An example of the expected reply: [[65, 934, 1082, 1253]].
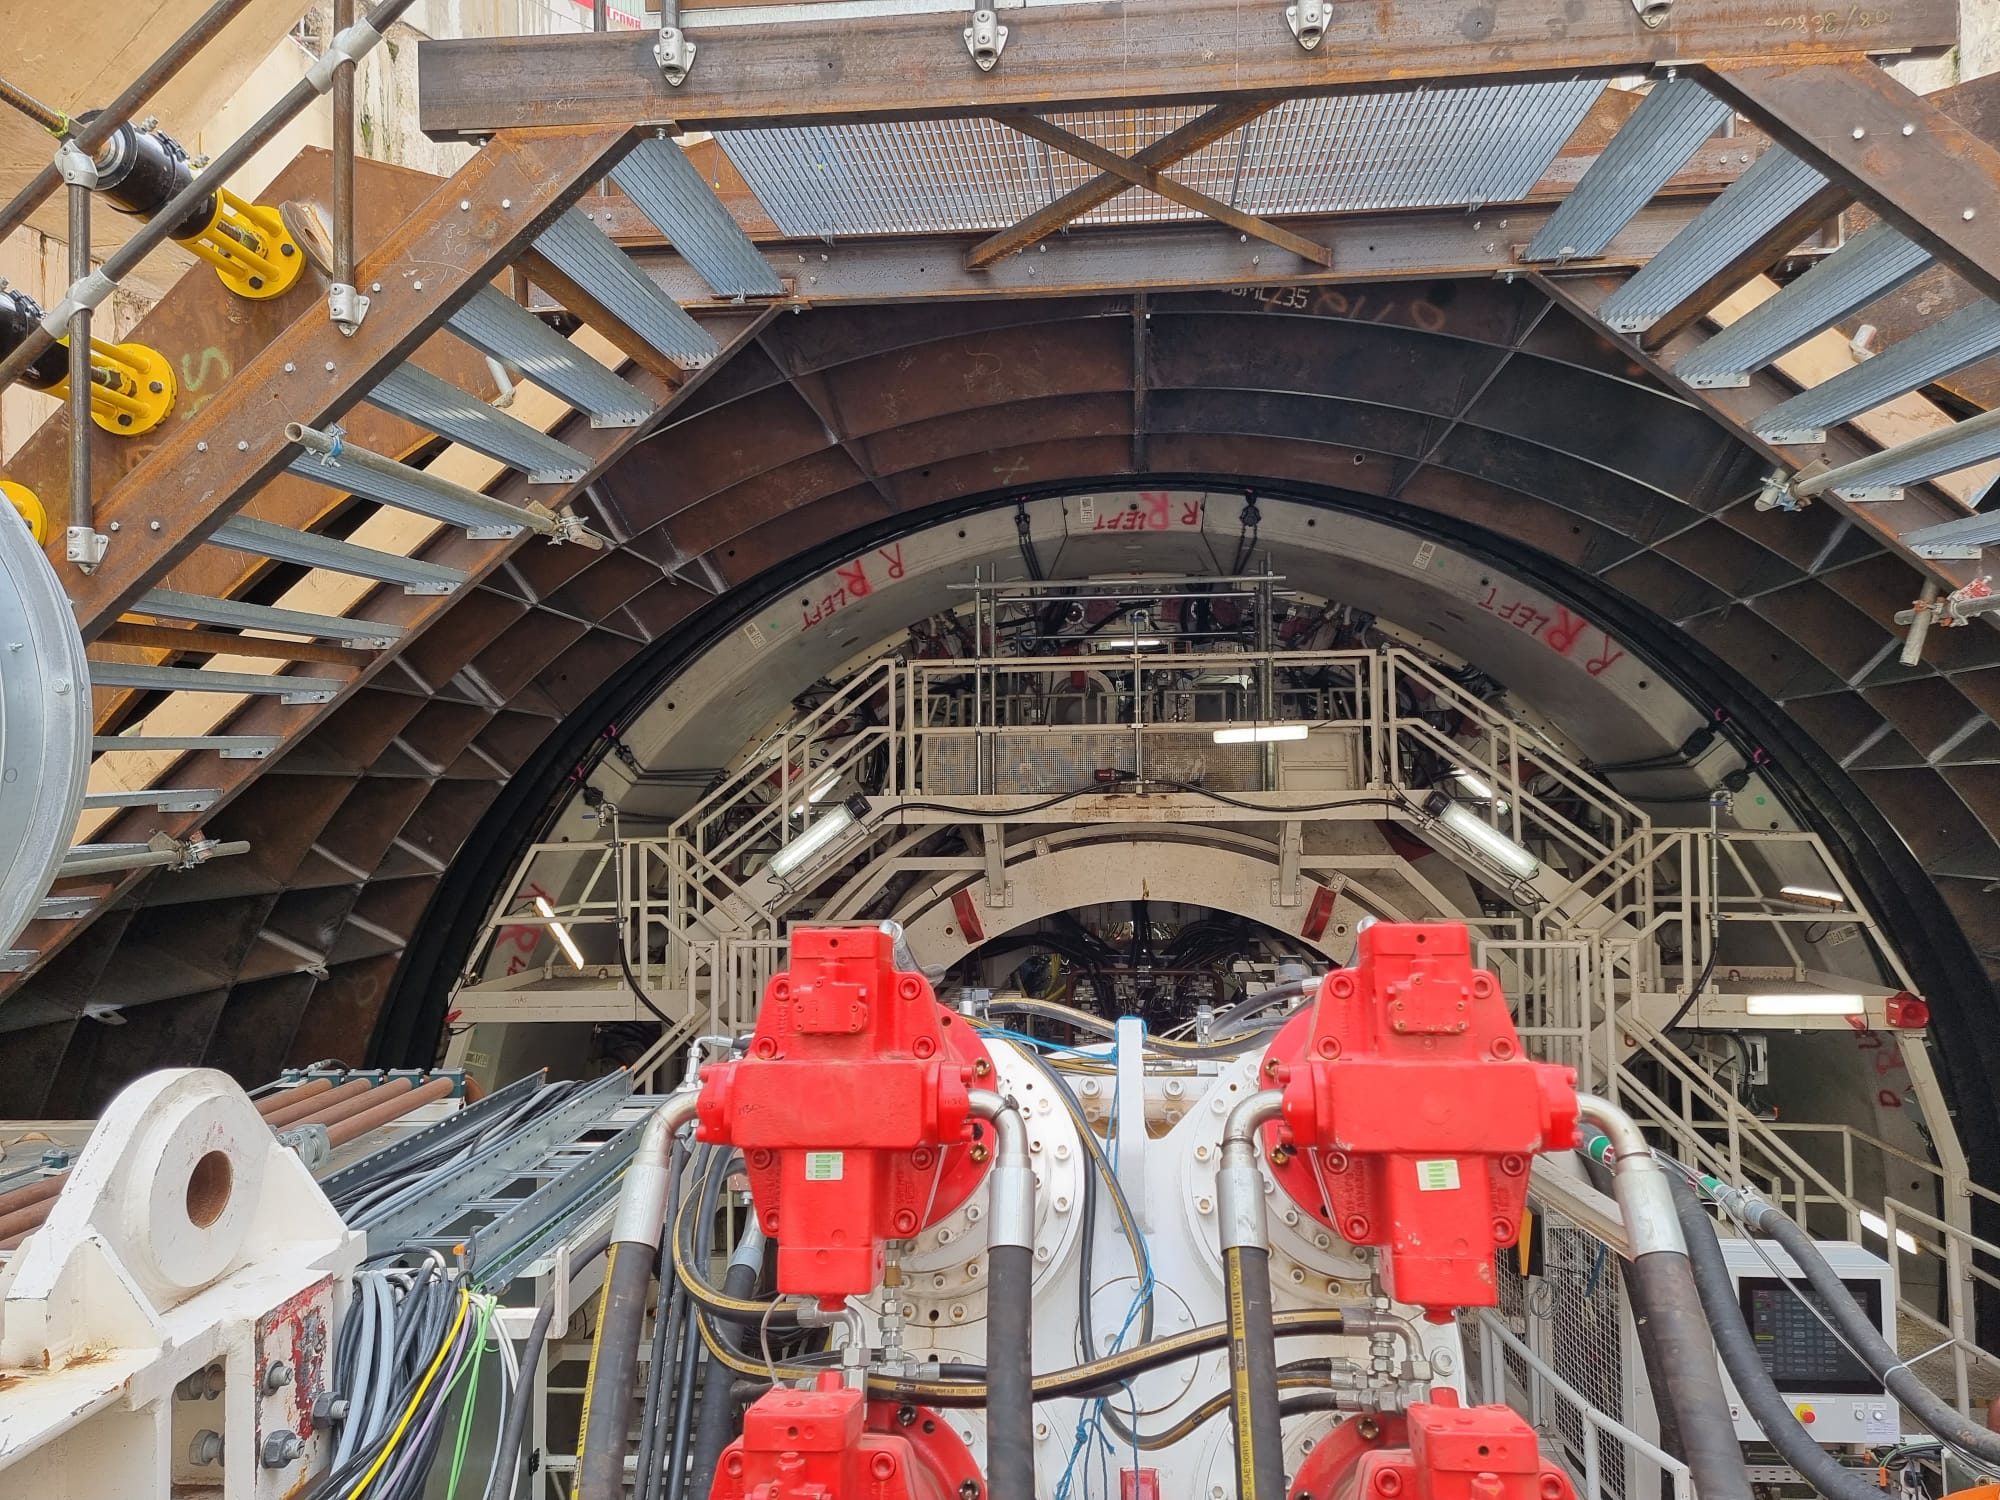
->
[[1454, 770, 1497, 800], [770, 801, 861, 880], [1434, 801, 1540, 880], [1745, 992, 1866, 1017], [1857, 1209, 1919, 1255], [1090, 636, 1165, 651], [1779, 884, 1846, 908], [1212, 724, 1310, 744], [809, 771, 841, 803], [534, 896, 585, 971]]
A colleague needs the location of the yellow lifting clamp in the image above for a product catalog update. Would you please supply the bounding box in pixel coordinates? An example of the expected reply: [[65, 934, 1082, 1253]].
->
[[1, 480, 47, 545], [178, 187, 306, 300], [47, 335, 177, 436]]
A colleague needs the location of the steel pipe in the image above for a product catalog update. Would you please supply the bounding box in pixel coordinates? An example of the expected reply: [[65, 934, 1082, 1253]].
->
[[323, 1075, 455, 1146], [66, 180, 92, 557], [256, 1076, 343, 1125]]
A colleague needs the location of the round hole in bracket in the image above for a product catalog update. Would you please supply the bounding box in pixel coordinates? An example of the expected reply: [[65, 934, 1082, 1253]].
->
[[186, 1150, 233, 1229]]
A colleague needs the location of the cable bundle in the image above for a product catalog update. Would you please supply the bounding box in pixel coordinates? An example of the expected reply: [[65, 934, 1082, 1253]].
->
[[308, 1257, 522, 1500]]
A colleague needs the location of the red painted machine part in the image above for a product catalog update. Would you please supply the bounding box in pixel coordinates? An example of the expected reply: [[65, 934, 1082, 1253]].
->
[[1258, 922, 1579, 1319], [708, 1377, 984, 1500], [1290, 1394, 1577, 1500], [696, 924, 995, 1302]]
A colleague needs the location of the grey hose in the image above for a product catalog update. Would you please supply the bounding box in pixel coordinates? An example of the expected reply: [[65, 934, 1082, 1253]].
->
[[1670, 1175, 1887, 1500], [1741, 1196, 2000, 1465]]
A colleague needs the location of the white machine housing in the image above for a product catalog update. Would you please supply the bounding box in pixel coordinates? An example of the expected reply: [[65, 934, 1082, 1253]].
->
[[0, 1069, 363, 1499]]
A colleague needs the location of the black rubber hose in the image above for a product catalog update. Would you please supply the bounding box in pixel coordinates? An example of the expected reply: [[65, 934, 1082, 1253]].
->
[[664, 1252, 705, 1499], [689, 1234, 763, 1495], [1751, 1203, 2000, 1464], [1224, 1245, 1286, 1500], [1624, 1246, 1754, 1500], [577, 1240, 657, 1500], [985, 1243, 1036, 1500], [1670, 1177, 1887, 1500]]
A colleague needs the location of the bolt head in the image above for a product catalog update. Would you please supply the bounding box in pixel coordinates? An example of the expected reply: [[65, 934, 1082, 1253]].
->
[[196, 441, 208, 452], [502, 198, 512, 208], [285, 362, 296, 373], [249, 276, 265, 289], [325, 361, 336, 372], [1966, 209, 1979, 221], [149, 520, 161, 532], [1852, 126, 1866, 139], [459, 199, 471, 211], [237, 440, 249, 451], [413, 279, 424, 290]]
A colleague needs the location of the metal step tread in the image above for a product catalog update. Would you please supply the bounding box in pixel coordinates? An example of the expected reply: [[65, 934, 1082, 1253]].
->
[[446, 287, 653, 428], [1674, 223, 1932, 387], [210, 515, 467, 595], [94, 733, 284, 759], [134, 588, 404, 646], [88, 658, 344, 703], [1756, 300, 2000, 443], [83, 787, 221, 811], [284, 426, 552, 539], [1598, 148, 1831, 333], [365, 363, 593, 484], [1525, 77, 1732, 263], [531, 209, 721, 367], [609, 137, 786, 299]]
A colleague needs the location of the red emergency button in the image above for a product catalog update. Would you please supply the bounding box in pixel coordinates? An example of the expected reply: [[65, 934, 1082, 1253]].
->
[[1795, 1404, 1816, 1425]]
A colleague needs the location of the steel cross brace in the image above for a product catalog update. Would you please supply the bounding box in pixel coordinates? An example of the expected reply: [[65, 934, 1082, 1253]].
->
[[990, 111, 1334, 269], [968, 99, 1277, 268]]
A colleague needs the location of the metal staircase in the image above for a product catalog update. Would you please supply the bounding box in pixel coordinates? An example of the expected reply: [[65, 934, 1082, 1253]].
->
[[0, 114, 784, 981]]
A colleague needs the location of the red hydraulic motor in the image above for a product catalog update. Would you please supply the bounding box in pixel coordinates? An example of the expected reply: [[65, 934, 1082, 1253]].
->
[[1287, 1392, 1580, 1500], [695, 923, 998, 1303], [696, 925, 1014, 1500], [1258, 921, 1579, 1319]]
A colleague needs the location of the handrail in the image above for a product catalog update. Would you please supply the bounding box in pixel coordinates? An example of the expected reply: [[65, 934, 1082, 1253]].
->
[[1473, 1308, 1691, 1500]]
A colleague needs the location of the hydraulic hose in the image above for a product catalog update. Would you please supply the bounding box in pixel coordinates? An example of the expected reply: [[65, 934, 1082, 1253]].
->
[[1734, 1192, 2000, 1465], [1578, 1097, 1752, 1500], [688, 1219, 767, 1496], [577, 1092, 699, 1500], [970, 1090, 1036, 1500], [1670, 1175, 1887, 1500], [482, 1294, 557, 1500], [1219, 1089, 1288, 1500], [695, 1307, 1349, 1406]]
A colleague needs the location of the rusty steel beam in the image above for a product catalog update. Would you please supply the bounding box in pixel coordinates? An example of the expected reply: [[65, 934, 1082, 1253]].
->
[[1698, 60, 2000, 310], [990, 111, 1333, 268], [415, 0, 1952, 137], [54, 124, 639, 642], [967, 99, 1276, 269], [624, 197, 1715, 307], [0, 308, 778, 998]]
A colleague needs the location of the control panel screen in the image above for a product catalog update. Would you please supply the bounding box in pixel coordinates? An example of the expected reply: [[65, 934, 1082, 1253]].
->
[[1737, 1275, 1885, 1395]]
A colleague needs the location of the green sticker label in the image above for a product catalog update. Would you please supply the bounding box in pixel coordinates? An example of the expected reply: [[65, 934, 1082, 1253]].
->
[[805, 1151, 844, 1182], [1416, 1159, 1461, 1192]]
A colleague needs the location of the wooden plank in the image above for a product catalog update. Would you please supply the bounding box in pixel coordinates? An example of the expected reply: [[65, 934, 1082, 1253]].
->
[[416, 0, 1955, 136]]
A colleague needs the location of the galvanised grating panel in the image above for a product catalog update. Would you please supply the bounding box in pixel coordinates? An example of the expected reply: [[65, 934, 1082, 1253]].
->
[[717, 82, 1605, 238]]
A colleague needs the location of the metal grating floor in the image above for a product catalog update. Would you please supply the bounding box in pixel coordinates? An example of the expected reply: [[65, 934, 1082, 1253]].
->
[[717, 80, 1605, 238]]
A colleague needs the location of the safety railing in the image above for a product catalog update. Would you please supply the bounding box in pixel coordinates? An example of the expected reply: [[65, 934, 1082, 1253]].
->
[[1471, 1308, 1691, 1500], [1882, 1196, 2000, 1417]]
